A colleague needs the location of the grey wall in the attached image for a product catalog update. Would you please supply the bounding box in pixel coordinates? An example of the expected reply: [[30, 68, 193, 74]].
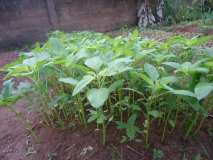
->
[[0, 0, 137, 50]]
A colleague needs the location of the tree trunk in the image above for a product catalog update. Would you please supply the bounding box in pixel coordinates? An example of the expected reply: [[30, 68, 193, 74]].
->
[[137, 0, 164, 28]]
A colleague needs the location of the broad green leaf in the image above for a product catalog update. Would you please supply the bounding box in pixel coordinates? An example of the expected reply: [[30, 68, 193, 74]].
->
[[85, 56, 103, 71], [99, 66, 132, 77], [48, 38, 66, 55], [52, 57, 66, 65], [100, 57, 133, 76], [71, 63, 91, 73], [127, 126, 139, 140], [116, 114, 141, 140], [169, 120, 175, 128], [109, 80, 124, 92], [130, 104, 141, 112], [181, 62, 192, 69], [163, 62, 181, 69], [0, 80, 31, 107], [74, 48, 89, 61], [159, 76, 177, 85], [87, 114, 97, 123], [127, 114, 138, 125], [151, 53, 176, 64], [194, 82, 213, 100], [148, 110, 162, 118], [72, 75, 94, 96], [97, 114, 106, 124], [135, 49, 155, 59], [173, 61, 209, 74], [1, 79, 14, 98], [65, 54, 76, 66], [88, 110, 106, 124], [144, 63, 159, 81], [194, 67, 209, 74], [87, 88, 109, 108], [108, 116, 114, 122], [59, 77, 78, 85], [203, 48, 213, 57], [127, 115, 141, 140], [141, 74, 154, 86], [206, 61, 213, 67], [8, 64, 29, 74], [165, 86, 195, 97], [170, 89, 195, 97], [23, 57, 37, 67], [116, 122, 128, 129]]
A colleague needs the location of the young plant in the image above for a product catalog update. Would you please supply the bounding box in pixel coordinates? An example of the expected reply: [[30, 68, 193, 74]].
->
[[2, 30, 212, 147], [116, 114, 141, 141], [140, 63, 176, 145]]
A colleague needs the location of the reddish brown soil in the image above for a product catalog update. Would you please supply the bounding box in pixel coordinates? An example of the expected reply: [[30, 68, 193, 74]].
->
[[0, 49, 213, 160], [172, 25, 213, 35], [172, 25, 200, 33]]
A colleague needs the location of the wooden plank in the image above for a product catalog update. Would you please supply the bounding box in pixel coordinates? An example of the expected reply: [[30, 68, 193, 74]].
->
[[46, 0, 59, 29]]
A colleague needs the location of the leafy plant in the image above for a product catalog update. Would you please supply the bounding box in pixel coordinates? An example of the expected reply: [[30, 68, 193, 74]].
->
[[0, 79, 31, 106], [164, 0, 213, 24], [153, 148, 164, 160], [116, 114, 141, 141], [1, 30, 213, 147]]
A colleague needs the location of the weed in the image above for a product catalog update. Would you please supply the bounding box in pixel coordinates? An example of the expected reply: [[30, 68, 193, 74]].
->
[[153, 148, 164, 160]]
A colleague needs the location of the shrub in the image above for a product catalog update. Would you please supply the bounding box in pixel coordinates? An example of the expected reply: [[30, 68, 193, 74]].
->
[[164, 0, 213, 24]]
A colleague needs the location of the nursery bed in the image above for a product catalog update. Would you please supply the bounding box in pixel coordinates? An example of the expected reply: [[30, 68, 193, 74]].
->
[[0, 29, 213, 160]]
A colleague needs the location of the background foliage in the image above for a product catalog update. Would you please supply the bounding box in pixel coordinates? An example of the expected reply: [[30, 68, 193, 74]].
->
[[164, 0, 213, 24]]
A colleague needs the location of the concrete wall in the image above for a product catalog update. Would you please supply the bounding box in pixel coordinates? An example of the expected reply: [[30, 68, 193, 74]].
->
[[0, 0, 137, 50]]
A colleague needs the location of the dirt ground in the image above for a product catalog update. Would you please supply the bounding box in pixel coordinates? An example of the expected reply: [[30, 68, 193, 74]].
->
[[0, 29, 213, 160]]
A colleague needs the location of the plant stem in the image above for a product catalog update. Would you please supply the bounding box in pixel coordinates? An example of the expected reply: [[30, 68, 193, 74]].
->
[[102, 123, 106, 146], [77, 96, 87, 126], [194, 116, 205, 135], [161, 109, 171, 142], [185, 113, 199, 138]]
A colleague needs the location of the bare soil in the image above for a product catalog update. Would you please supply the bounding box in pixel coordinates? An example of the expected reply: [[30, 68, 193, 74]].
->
[[0, 35, 213, 160], [172, 24, 213, 35]]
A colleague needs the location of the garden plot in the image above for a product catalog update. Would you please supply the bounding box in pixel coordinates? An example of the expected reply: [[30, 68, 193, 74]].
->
[[0, 30, 213, 160]]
